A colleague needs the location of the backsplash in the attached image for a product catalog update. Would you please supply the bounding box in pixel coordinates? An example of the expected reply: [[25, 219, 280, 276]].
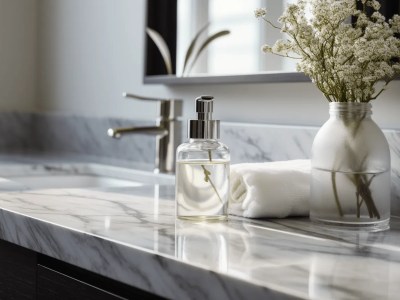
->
[[1, 112, 399, 216], [0, 112, 155, 167], [222, 123, 317, 162]]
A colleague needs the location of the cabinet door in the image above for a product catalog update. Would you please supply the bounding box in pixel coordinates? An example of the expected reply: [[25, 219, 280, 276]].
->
[[0, 239, 37, 300], [37, 265, 127, 300]]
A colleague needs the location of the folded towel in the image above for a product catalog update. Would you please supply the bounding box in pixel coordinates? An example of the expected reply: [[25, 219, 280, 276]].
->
[[229, 160, 310, 218]]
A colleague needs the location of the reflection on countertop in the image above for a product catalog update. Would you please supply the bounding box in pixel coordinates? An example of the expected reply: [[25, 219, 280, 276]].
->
[[0, 155, 399, 299]]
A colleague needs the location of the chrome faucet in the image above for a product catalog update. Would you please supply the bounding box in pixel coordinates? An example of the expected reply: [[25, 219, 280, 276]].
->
[[107, 93, 182, 174]]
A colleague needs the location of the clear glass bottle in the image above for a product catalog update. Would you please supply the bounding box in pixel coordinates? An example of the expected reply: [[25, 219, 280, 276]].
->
[[310, 102, 391, 231], [176, 96, 230, 221]]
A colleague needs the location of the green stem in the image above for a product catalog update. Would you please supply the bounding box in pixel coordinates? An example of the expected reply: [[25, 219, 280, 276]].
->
[[201, 150, 224, 205], [356, 190, 361, 218], [359, 174, 380, 219], [331, 171, 344, 217], [341, 115, 380, 220], [262, 17, 281, 30]]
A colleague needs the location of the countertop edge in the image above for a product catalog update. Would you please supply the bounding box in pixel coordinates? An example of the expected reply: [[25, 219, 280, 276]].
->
[[0, 208, 301, 300]]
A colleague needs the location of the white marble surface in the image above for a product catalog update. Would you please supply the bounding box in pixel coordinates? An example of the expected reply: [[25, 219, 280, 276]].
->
[[0, 159, 400, 299], [1, 112, 399, 215], [0, 112, 157, 167]]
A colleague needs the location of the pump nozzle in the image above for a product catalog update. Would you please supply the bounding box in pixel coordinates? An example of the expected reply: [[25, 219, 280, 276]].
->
[[189, 95, 220, 139]]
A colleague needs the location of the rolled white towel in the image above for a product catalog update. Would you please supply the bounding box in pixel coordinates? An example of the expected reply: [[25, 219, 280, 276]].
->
[[229, 160, 311, 218]]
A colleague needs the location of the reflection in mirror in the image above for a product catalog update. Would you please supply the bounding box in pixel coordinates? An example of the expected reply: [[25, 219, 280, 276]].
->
[[175, 0, 297, 76], [145, 0, 399, 83]]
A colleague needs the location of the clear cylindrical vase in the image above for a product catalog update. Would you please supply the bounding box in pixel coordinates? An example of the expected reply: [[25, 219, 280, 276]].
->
[[310, 102, 391, 231]]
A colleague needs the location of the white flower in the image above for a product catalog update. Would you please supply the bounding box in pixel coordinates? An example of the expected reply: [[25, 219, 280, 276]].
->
[[254, 8, 267, 18], [390, 15, 400, 33], [257, 0, 400, 103], [261, 44, 272, 53], [367, 0, 381, 11], [371, 12, 386, 24], [272, 39, 293, 55]]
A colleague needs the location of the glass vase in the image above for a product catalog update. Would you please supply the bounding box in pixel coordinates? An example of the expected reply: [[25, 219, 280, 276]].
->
[[310, 102, 391, 231]]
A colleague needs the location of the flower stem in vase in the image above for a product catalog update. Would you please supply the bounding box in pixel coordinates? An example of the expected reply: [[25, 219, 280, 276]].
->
[[355, 174, 380, 219], [331, 171, 344, 217], [331, 115, 381, 220], [201, 149, 223, 205]]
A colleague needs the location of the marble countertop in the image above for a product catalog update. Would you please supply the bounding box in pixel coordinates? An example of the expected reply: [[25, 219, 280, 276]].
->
[[0, 157, 399, 299]]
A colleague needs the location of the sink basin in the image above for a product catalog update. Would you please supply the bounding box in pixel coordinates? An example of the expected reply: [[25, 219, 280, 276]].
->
[[0, 163, 175, 191], [9, 175, 143, 189]]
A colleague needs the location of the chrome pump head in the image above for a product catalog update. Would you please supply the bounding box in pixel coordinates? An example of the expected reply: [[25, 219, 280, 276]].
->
[[188, 95, 220, 139]]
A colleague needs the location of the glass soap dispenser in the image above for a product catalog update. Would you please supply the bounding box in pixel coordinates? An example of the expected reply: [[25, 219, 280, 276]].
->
[[176, 95, 230, 221]]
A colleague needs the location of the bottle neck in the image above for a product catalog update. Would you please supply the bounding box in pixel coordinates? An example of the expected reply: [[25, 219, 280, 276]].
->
[[188, 119, 220, 139], [329, 102, 372, 119], [189, 138, 218, 143]]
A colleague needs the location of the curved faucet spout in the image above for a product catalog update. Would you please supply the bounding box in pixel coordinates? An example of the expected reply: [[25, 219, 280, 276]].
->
[[107, 126, 167, 139], [108, 92, 182, 173]]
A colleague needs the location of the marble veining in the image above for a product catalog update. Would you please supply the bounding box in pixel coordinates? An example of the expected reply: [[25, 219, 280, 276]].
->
[[221, 123, 318, 163], [0, 112, 33, 151], [0, 112, 156, 168], [0, 179, 399, 299], [0, 111, 399, 298], [32, 113, 156, 164], [0, 186, 294, 300], [1, 112, 400, 215]]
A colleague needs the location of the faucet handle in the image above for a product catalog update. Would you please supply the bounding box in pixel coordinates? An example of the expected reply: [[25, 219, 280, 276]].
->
[[122, 92, 182, 120], [122, 93, 175, 102], [123, 92, 162, 102]]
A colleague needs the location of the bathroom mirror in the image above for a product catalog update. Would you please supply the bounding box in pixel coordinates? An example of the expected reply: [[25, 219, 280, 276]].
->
[[144, 0, 400, 85]]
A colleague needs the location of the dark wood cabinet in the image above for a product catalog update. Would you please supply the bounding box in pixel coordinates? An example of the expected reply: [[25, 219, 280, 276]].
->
[[37, 265, 126, 300], [0, 239, 37, 300], [0, 239, 164, 300]]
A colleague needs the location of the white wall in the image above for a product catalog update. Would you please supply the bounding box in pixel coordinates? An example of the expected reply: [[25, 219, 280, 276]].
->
[[31, 0, 400, 129], [37, 0, 167, 119], [0, 0, 37, 111]]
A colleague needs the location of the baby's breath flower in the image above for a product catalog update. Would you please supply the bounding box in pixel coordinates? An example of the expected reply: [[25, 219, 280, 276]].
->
[[371, 12, 386, 24], [261, 44, 272, 53], [256, 0, 400, 103], [390, 15, 400, 33], [254, 8, 267, 18], [367, 0, 381, 11], [272, 40, 292, 55]]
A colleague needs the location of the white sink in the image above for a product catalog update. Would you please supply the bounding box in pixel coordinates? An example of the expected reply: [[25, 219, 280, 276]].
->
[[0, 163, 175, 191], [10, 175, 143, 189]]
